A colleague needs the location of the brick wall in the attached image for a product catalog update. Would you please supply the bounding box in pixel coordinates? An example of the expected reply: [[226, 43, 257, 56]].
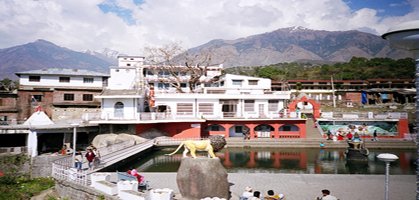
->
[[17, 90, 54, 121]]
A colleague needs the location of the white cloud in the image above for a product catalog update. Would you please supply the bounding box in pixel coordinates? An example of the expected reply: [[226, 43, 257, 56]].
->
[[0, 0, 417, 55]]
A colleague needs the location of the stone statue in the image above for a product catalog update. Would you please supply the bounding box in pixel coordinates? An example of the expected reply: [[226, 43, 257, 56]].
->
[[166, 135, 226, 158]]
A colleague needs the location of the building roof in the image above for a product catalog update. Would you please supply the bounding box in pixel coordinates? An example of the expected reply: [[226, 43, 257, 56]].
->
[[95, 89, 144, 98], [23, 111, 54, 126], [15, 68, 110, 77]]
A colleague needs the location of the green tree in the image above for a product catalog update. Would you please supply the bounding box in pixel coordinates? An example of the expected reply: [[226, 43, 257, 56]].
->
[[0, 78, 18, 91]]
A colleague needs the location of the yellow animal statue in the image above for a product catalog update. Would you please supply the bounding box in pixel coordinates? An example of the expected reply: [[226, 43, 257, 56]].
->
[[165, 140, 217, 158]]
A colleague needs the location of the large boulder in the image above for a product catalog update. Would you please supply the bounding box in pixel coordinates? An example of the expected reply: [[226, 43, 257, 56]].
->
[[92, 134, 118, 148], [177, 157, 229, 200], [115, 133, 145, 144], [92, 133, 147, 148]]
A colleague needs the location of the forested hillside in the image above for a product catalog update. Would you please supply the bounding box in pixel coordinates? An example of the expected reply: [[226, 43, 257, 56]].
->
[[225, 57, 415, 80]]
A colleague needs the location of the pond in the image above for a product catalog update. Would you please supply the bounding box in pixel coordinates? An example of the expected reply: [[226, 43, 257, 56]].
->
[[114, 147, 416, 175]]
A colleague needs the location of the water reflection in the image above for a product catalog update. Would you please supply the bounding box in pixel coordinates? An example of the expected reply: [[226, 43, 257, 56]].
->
[[117, 147, 416, 174]]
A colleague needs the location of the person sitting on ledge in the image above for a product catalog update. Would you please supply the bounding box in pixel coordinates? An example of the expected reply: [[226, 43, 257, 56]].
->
[[264, 189, 285, 200], [249, 191, 262, 200], [127, 169, 144, 183], [316, 189, 338, 200], [240, 186, 254, 200]]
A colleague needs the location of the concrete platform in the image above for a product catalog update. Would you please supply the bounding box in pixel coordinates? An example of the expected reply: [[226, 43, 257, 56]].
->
[[141, 172, 415, 200]]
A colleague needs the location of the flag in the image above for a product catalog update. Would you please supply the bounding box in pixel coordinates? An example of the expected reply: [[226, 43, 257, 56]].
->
[[35, 105, 42, 112], [31, 95, 37, 103]]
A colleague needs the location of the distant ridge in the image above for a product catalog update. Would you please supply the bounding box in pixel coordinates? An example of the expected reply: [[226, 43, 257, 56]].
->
[[189, 26, 412, 67], [0, 39, 116, 79]]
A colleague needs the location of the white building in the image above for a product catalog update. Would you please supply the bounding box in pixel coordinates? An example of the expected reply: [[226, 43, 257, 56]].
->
[[17, 68, 109, 89], [90, 56, 306, 139]]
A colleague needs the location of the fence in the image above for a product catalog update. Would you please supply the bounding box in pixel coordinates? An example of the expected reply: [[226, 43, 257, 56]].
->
[[51, 140, 138, 186], [51, 138, 176, 186]]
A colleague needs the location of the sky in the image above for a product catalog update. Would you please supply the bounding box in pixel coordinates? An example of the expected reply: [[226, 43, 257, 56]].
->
[[0, 0, 417, 55]]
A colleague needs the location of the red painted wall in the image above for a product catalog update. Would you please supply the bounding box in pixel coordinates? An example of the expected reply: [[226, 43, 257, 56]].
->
[[397, 119, 409, 139], [136, 122, 202, 138]]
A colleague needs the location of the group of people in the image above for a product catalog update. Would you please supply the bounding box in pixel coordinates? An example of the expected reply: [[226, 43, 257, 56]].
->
[[240, 187, 285, 200], [72, 144, 101, 171], [240, 187, 338, 200], [326, 129, 378, 142]]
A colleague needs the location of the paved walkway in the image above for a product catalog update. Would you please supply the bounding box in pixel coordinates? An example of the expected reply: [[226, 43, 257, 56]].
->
[[141, 172, 415, 200]]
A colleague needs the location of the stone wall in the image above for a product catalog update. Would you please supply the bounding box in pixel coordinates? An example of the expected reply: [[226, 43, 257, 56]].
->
[[31, 155, 65, 178], [52, 107, 101, 121], [55, 179, 119, 200]]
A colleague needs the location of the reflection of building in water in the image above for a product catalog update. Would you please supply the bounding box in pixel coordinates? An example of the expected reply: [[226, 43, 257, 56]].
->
[[128, 148, 415, 174], [222, 150, 307, 169]]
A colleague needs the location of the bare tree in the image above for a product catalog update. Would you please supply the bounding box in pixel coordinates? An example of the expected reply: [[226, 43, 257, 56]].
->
[[144, 42, 226, 93]]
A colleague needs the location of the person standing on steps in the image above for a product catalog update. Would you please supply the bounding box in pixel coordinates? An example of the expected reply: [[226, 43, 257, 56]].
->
[[85, 148, 96, 171]]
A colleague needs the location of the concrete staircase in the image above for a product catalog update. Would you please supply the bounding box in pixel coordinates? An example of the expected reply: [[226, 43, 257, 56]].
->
[[91, 140, 154, 173], [225, 137, 416, 149], [305, 118, 322, 138]]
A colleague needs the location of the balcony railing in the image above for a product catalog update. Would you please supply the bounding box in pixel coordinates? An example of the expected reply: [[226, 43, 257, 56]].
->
[[84, 111, 302, 122], [319, 112, 408, 120]]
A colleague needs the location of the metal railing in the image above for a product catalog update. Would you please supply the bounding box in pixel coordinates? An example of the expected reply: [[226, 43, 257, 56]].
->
[[319, 112, 408, 120], [51, 155, 90, 186], [51, 140, 139, 186], [51, 138, 170, 186], [154, 137, 206, 146], [97, 140, 135, 157], [86, 111, 304, 122]]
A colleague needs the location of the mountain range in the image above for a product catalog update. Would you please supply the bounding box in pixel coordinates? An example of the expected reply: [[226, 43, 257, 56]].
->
[[0, 40, 117, 79], [191, 26, 411, 66], [0, 27, 412, 79]]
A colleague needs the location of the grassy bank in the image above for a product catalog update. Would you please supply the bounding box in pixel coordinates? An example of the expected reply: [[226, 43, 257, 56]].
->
[[0, 154, 55, 200]]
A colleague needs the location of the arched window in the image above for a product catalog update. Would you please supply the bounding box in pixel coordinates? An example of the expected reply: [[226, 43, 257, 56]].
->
[[255, 124, 274, 131], [206, 124, 225, 131], [279, 124, 299, 131], [114, 102, 124, 118]]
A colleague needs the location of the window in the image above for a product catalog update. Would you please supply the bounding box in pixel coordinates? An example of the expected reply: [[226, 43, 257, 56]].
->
[[64, 94, 74, 101], [114, 102, 124, 118], [180, 83, 187, 88], [177, 103, 193, 115], [127, 64, 131, 66], [59, 77, 70, 83], [158, 83, 170, 89], [268, 100, 278, 111], [199, 103, 213, 115], [0, 116, 7, 125], [235, 126, 243, 133], [248, 80, 258, 85], [244, 100, 254, 112], [83, 77, 94, 83], [158, 70, 170, 77], [210, 125, 220, 131], [102, 77, 108, 87], [232, 80, 243, 86], [208, 124, 225, 131], [279, 125, 299, 131], [33, 95, 43, 102], [83, 94, 93, 101], [29, 76, 40, 82]]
